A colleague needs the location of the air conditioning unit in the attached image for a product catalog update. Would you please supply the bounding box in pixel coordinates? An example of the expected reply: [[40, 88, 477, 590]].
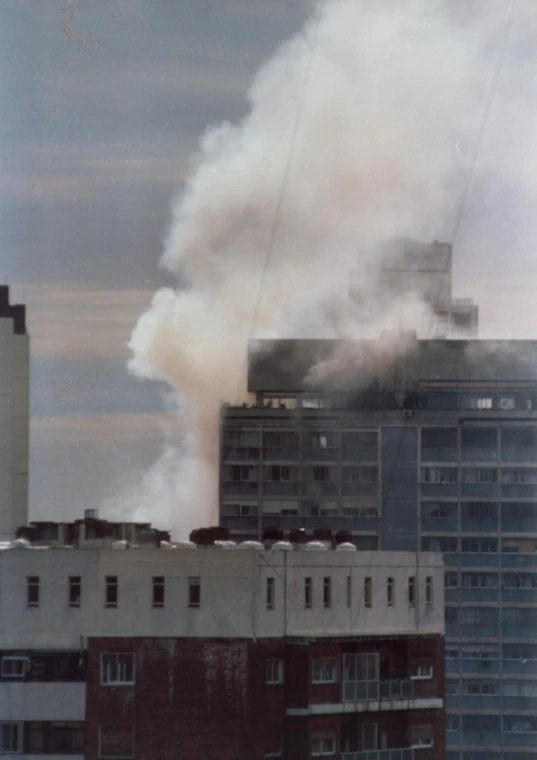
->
[[402, 409, 414, 418]]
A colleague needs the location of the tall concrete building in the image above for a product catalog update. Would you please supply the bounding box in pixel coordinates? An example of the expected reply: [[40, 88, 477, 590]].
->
[[0, 512, 445, 759], [220, 336, 537, 759], [0, 285, 29, 541]]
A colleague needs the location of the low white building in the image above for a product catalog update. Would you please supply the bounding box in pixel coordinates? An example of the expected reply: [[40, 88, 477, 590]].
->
[[0, 538, 443, 758]]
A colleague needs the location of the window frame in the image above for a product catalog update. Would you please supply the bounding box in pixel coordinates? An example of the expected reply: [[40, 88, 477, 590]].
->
[[1, 656, 29, 679], [387, 576, 394, 606], [100, 653, 135, 686], [0, 721, 23, 753], [322, 577, 331, 609], [410, 662, 434, 680], [188, 576, 201, 608], [311, 658, 338, 684], [311, 735, 336, 757], [105, 576, 118, 609], [152, 576, 165, 608], [69, 575, 81, 608], [364, 576, 372, 608], [408, 576, 416, 608], [266, 659, 284, 685], [266, 577, 275, 610], [27, 576, 39, 608], [304, 577, 312, 609]]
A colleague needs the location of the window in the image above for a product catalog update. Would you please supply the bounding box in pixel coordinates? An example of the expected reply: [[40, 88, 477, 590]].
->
[[461, 427, 498, 449], [385, 576, 394, 606], [461, 572, 498, 588], [313, 466, 330, 482], [445, 572, 458, 588], [462, 680, 498, 696], [421, 466, 457, 483], [69, 576, 81, 608], [460, 395, 493, 410], [461, 538, 497, 553], [105, 576, 118, 608], [460, 607, 497, 625], [1, 656, 28, 678], [346, 576, 351, 608], [323, 577, 331, 609], [100, 653, 134, 685], [502, 537, 537, 553], [447, 715, 460, 731], [266, 659, 284, 684], [462, 502, 498, 520], [421, 536, 458, 552], [311, 736, 336, 756], [266, 577, 275, 610], [408, 576, 416, 607], [445, 680, 460, 695], [342, 466, 378, 482], [445, 607, 458, 624], [0, 722, 22, 753], [364, 576, 372, 608], [304, 577, 312, 609], [421, 427, 458, 448], [422, 501, 457, 519], [410, 662, 433, 680], [461, 467, 497, 483], [308, 432, 338, 450], [502, 468, 537, 484], [265, 744, 283, 758], [224, 464, 259, 482], [462, 643, 499, 660], [264, 465, 297, 481], [425, 576, 433, 608], [312, 658, 337, 683], [98, 726, 134, 758], [503, 573, 537, 589], [504, 715, 537, 733], [152, 576, 165, 608], [27, 576, 39, 607], [47, 723, 85, 753], [410, 725, 434, 749], [188, 576, 201, 608]]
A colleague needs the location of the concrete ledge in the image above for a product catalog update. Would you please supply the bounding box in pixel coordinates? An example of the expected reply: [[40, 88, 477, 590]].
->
[[287, 698, 443, 716]]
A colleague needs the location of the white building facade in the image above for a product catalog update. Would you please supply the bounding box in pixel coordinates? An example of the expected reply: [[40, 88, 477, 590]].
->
[[0, 286, 29, 542]]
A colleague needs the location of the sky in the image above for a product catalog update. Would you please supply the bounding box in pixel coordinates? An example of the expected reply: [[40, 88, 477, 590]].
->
[[2, 0, 537, 528]]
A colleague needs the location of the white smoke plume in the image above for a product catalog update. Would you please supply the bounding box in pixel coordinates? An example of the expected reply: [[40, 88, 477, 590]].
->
[[126, 0, 508, 537]]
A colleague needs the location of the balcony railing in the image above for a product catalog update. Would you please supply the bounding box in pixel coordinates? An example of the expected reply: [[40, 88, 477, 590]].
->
[[342, 749, 414, 760], [342, 679, 413, 702]]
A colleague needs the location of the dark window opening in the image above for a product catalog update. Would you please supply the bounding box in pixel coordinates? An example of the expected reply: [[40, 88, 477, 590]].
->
[[105, 576, 118, 608]]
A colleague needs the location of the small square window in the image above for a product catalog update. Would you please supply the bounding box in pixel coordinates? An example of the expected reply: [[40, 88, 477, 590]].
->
[[266, 659, 284, 684], [410, 662, 433, 680], [100, 653, 135, 686], [311, 658, 337, 683], [1, 656, 28, 678], [425, 576, 433, 608], [311, 735, 336, 756]]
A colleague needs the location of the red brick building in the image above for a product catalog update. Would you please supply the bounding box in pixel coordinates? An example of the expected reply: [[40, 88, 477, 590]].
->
[[85, 634, 444, 760]]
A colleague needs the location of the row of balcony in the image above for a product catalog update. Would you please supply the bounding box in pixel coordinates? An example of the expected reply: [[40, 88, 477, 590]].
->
[[421, 447, 537, 463], [224, 447, 378, 462]]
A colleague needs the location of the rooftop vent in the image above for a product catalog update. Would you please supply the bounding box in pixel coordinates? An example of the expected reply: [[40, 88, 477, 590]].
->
[[336, 542, 357, 552], [271, 541, 293, 551], [238, 540, 264, 550], [289, 528, 308, 545], [303, 540, 329, 551]]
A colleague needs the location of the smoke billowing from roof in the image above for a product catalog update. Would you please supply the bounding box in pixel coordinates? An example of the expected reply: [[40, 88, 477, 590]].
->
[[124, 0, 506, 537]]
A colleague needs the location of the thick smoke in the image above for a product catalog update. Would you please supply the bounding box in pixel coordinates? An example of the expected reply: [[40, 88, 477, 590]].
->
[[127, 0, 506, 537]]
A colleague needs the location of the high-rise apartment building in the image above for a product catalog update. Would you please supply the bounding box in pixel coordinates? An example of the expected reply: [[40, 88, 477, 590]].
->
[[0, 285, 29, 541], [220, 336, 537, 759], [0, 512, 445, 759]]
